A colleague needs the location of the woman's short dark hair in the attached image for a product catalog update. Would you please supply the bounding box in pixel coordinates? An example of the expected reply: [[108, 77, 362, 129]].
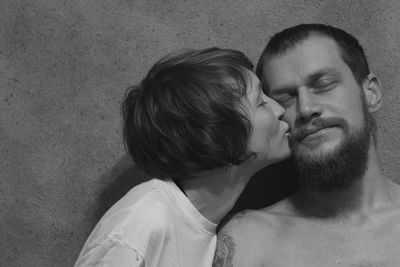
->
[[122, 47, 255, 179]]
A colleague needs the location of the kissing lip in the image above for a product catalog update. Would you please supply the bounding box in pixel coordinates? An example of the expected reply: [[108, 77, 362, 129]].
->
[[281, 121, 290, 134]]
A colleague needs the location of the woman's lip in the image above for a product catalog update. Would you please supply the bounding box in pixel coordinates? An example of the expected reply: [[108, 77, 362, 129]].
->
[[281, 121, 290, 132], [281, 122, 291, 139]]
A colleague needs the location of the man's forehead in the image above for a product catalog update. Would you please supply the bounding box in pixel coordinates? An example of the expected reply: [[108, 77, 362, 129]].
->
[[272, 37, 342, 65], [262, 37, 347, 89]]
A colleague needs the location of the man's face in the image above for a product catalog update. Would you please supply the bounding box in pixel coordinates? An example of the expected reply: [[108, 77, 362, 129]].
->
[[262, 36, 367, 161], [261, 36, 375, 191]]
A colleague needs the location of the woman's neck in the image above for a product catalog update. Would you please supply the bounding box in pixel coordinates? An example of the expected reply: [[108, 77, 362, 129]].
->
[[180, 165, 255, 224]]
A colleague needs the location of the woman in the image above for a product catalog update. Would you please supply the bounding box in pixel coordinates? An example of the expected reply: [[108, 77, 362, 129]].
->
[[74, 47, 290, 266]]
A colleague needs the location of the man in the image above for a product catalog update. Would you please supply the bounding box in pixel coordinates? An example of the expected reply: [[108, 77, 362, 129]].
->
[[213, 24, 400, 266]]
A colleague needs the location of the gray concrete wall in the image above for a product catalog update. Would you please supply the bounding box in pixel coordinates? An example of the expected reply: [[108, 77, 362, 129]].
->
[[2, 0, 400, 266]]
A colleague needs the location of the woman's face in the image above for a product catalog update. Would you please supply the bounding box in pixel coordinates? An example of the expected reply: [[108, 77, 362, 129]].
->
[[243, 72, 291, 167]]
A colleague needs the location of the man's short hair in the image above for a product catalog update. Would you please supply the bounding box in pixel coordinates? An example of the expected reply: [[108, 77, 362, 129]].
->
[[256, 23, 370, 87], [122, 47, 255, 179]]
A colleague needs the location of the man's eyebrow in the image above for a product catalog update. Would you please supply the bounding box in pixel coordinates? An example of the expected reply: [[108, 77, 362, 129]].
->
[[270, 68, 341, 94], [268, 84, 297, 95], [305, 68, 341, 85]]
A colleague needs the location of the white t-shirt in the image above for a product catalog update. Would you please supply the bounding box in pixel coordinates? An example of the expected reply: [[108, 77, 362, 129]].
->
[[74, 178, 218, 267]]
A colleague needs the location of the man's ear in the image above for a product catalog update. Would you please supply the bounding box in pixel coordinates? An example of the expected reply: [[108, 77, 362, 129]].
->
[[363, 73, 382, 113]]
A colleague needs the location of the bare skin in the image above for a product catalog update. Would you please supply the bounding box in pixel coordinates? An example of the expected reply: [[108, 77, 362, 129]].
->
[[213, 36, 400, 267], [213, 148, 400, 266], [182, 72, 289, 225]]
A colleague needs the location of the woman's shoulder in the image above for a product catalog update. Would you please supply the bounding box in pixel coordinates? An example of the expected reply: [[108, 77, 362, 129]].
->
[[92, 180, 175, 234], [84, 179, 178, 255], [105, 178, 177, 226]]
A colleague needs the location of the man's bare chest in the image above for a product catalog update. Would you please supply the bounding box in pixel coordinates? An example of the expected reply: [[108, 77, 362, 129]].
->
[[260, 217, 400, 267]]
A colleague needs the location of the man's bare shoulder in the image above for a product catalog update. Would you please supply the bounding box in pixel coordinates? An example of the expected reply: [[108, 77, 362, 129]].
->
[[221, 202, 291, 234], [212, 199, 297, 267], [213, 210, 266, 267], [223, 198, 298, 234]]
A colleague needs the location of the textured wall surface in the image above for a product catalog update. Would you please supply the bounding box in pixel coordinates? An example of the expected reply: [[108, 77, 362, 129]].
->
[[2, 0, 400, 266]]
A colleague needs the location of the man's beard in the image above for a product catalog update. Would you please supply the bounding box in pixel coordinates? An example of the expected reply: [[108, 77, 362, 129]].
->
[[289, 111, 374, 192]]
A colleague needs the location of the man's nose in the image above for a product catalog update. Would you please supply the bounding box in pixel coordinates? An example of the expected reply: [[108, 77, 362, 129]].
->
[[297, 89, 322, 122]]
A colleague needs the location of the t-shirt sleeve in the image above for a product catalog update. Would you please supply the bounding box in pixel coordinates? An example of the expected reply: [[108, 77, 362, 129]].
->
[[74, 237, 145, 267]]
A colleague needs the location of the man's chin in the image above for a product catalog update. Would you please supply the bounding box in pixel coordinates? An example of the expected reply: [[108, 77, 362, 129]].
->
[[292, 140, 342, 159], [291, 128, 370, 193]]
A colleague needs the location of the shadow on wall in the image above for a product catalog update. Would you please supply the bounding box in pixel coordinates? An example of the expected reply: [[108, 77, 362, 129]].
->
[[95, 156, 298, 224], [94, 155, 151, 222], [79, 156, 296, 266]]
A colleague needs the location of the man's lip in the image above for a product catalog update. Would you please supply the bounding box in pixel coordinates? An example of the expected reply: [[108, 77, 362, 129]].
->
[[296, 126, 336, 141]]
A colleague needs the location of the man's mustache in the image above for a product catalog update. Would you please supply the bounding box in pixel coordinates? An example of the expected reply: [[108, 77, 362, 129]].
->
[[291, 117, 348, 141]]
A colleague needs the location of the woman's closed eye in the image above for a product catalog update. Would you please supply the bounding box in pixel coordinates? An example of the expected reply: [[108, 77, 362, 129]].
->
[[259, 100, 268, 107]]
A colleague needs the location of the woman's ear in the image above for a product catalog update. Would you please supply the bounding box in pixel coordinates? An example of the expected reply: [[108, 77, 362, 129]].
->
[[363, 73, 382, 113]]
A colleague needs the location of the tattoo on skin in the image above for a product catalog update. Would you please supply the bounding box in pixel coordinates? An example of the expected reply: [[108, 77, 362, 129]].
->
[[212, 231, 236, 267]]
